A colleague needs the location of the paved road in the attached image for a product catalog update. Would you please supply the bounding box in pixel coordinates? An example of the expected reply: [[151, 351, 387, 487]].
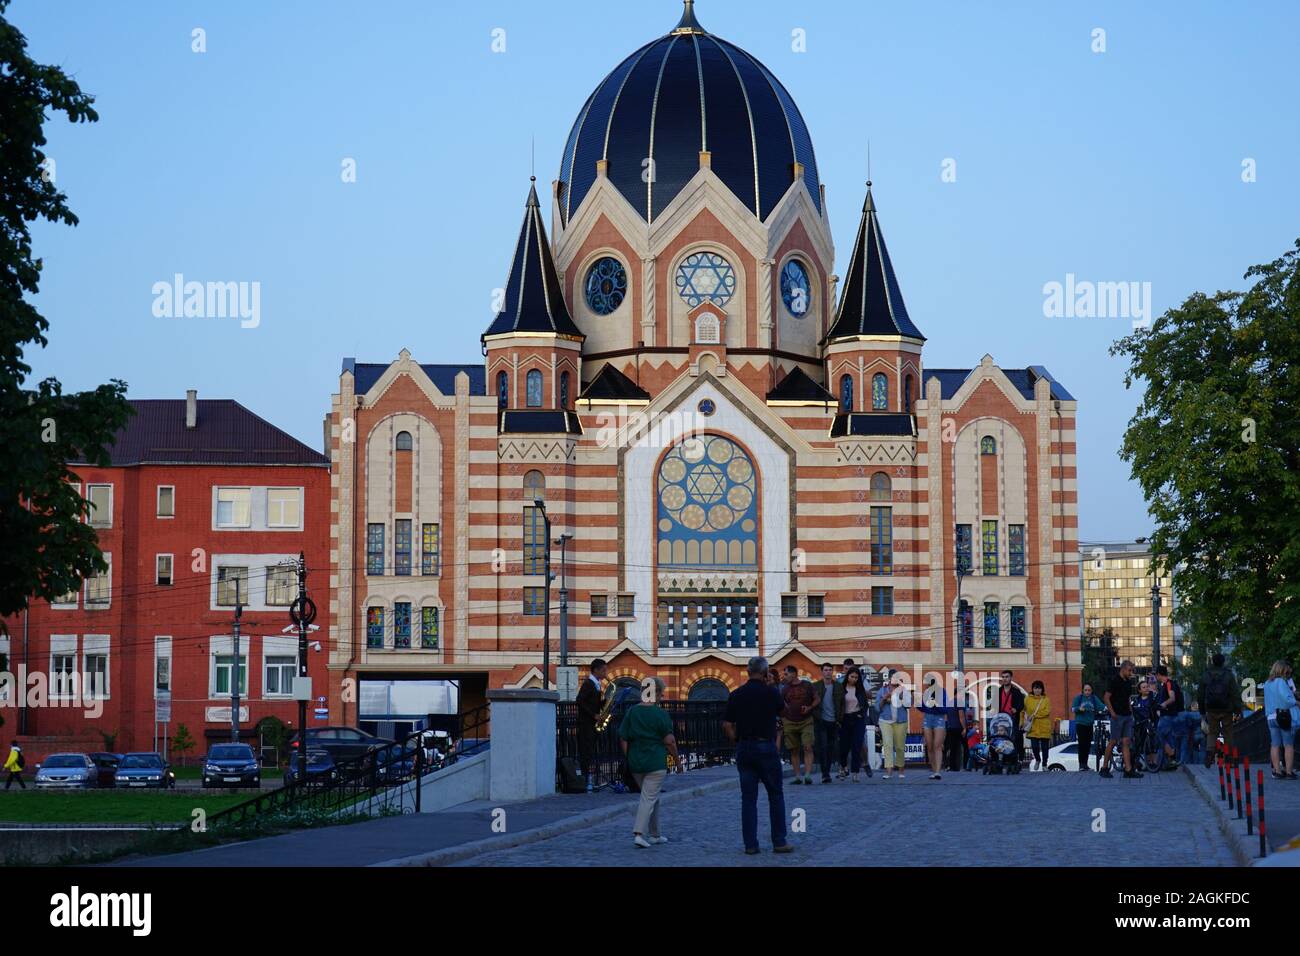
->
[[460, 768, 1237, 867]]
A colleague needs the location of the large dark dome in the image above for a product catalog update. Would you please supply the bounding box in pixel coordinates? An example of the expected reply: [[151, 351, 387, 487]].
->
[[557, 1, 821, 225]]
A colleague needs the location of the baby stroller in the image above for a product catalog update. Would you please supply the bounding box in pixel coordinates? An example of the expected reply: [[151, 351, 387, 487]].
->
[[982, 713, 1020, 774]]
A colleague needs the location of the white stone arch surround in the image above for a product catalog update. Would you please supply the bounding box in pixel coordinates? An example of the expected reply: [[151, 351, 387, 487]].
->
[[668, 241, 748, 350], [623, 380, 792, 654], [571, 246, 634, 353], [774, 248, 820, 355]]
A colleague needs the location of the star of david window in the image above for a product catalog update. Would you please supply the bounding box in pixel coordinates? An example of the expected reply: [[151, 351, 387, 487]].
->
[[675, 252, 736, 308], [584, 256, 627, 315], [657, 435, 758, 570], [780, 259, 810, 317]]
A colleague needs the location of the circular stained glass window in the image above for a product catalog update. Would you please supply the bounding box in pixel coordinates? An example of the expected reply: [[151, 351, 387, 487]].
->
[[584, 257, 627, 315], [780, 259, 811, 317], [657, 435, 758, 537], [675, 252, 736, 308]]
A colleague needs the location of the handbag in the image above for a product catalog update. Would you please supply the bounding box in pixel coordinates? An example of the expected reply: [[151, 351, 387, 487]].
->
[[1277, 708, 1293, 731]]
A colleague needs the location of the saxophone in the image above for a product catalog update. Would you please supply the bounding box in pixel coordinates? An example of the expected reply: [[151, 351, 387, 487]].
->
[[594, 680, 618, 732]]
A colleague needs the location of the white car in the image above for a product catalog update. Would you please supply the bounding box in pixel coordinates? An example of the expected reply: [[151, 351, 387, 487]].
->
[[1045, 741, 1087, 772]]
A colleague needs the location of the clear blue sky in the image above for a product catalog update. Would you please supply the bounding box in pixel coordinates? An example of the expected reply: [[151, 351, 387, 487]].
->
[[15, 0, 1299, 541]]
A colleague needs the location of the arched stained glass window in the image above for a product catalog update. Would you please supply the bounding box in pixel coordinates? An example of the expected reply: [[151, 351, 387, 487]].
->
[[687, 677, 730, 701], [656, 435, 758, 569], [839, 375, 853, 413], [675, 252, 736, 308], [395, 431, 412, 451], [872, 373, 888, 410], [523, 469, 545, 502], [559, 371, 570, 409], [981, 436, 997, 455], [526, 370, 543, 408], [870, 472, 891, 501], [497, 371, 508, 410], [904, 374, 914, 414], [584, 256, 627, 315], [780, 259, 810, 317]]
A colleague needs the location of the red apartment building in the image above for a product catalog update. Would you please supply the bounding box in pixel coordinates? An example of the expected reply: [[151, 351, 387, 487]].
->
[[1, 391, 330, 762]]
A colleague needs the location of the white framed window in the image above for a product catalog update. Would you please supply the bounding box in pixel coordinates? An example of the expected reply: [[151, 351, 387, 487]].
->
[[154, 637, 172, 696], [157, 485, 175, 518], [86, 484, 113, 527], [264, 655, 296, 697], [51, 586, 79, 609], [213, 653, 248, 697], [50, 636, 77, 700], [266, 488, 302, 528], [214, 487, 252, 528], [85, 555, 112, 608], [265, 565, 294, 606], [83, 635, 110, 700], [156, 554, 174, 586]]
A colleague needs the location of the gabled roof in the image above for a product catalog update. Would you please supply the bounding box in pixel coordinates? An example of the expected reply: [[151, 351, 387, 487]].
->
[[925, 366, 1075, 402], [829, 413, 915, 438], [825, 184, 925, 342], [499, 410, 584, 435], [70, 399, 328, 467], [766, 367, 835, 403], [344, 359, 486, 397], [482, 179, 584, 340], [579, 363, 651, 402]]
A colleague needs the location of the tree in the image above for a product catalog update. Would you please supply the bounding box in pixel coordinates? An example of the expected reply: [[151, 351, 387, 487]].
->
[[1110, 240, 1300, 682], [171, 724, 196, 766], [1081, 627, 1119, 691], [0, 0, 132, 629]]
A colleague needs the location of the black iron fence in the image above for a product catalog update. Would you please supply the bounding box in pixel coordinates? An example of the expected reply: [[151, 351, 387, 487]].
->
[[206, 703, 491, 829], [557, 700, 733, 789]]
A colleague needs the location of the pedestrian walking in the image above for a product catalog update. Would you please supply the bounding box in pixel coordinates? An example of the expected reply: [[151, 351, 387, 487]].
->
[[617, 677, 681, 848], [837, 667, 869, 781], [919, 678, 948, 780], [3, 743, 24, 790], [943, 694, 966, 772], [1198, 653, 1239, 767], [722, 657, 793, 855], [996, 670, 1026, 762], [1101, 661, 1140, 778], [1071, 683, 1106, 771], [813, 662, 842, 783], [1023, 681, 1052, 771], [877, 669, 912, 779], [780, 666, 818, 785], [1264, 661, 1299, 780]]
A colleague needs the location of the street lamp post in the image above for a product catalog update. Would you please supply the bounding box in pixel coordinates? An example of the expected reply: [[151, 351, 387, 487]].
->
[[1151, 582, 1162, 672], [535, 498, 553, 690], [557, 533, 573, 667]]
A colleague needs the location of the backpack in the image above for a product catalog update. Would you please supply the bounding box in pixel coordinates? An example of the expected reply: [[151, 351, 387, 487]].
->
[[16, 751, 25, 769], [1204, 669, 1232, 711]]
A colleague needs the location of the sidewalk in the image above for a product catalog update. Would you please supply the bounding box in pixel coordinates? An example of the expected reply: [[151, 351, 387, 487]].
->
[[112, 764, 742, 867], [1183, 760, 1300, 864]]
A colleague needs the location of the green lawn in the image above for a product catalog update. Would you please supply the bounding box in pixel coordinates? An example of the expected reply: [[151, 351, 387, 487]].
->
[[0, 789, 252, 824]]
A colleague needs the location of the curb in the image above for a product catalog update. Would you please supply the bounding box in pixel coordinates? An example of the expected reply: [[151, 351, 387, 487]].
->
[[373, 773, 744, 867], [1181, 764, 1252, 867]]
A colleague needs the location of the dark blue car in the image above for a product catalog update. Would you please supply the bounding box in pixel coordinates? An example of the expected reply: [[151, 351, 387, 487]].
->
[[283, 749, 337, 786], [114, 752, 176, 789], [201, 743, 261, 789]]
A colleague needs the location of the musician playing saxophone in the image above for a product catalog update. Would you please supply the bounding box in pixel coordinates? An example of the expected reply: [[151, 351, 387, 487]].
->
[[576, 659, 609, 792], [618, 676, 682, 849]]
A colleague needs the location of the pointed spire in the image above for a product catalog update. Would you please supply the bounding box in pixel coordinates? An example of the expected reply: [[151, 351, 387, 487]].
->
[[483, 178, 585, 341], [672, 0, 706, 34], [825, 183, 925, 342]]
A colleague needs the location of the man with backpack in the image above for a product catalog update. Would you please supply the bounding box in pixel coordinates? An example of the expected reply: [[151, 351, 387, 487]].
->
[[4, 742, 24, 790], [1199, 653, 1240, 767]]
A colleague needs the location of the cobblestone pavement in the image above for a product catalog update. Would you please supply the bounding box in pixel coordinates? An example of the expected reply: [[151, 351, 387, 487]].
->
[[460, 767, 1237, 867]]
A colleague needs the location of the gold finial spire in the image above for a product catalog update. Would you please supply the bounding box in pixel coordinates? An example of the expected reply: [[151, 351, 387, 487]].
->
[[673, 0, 706, 34]]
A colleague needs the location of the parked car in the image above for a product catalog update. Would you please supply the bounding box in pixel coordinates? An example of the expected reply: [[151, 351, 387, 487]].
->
[[283, 749, 337, 787], [1045, 741, 1085, 772], [88, 752, 121, 788], [201, 744, 261, 789], [114, 752, 176, 789], [34, 753, 99, 789], [288, 726, 392, 764]]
